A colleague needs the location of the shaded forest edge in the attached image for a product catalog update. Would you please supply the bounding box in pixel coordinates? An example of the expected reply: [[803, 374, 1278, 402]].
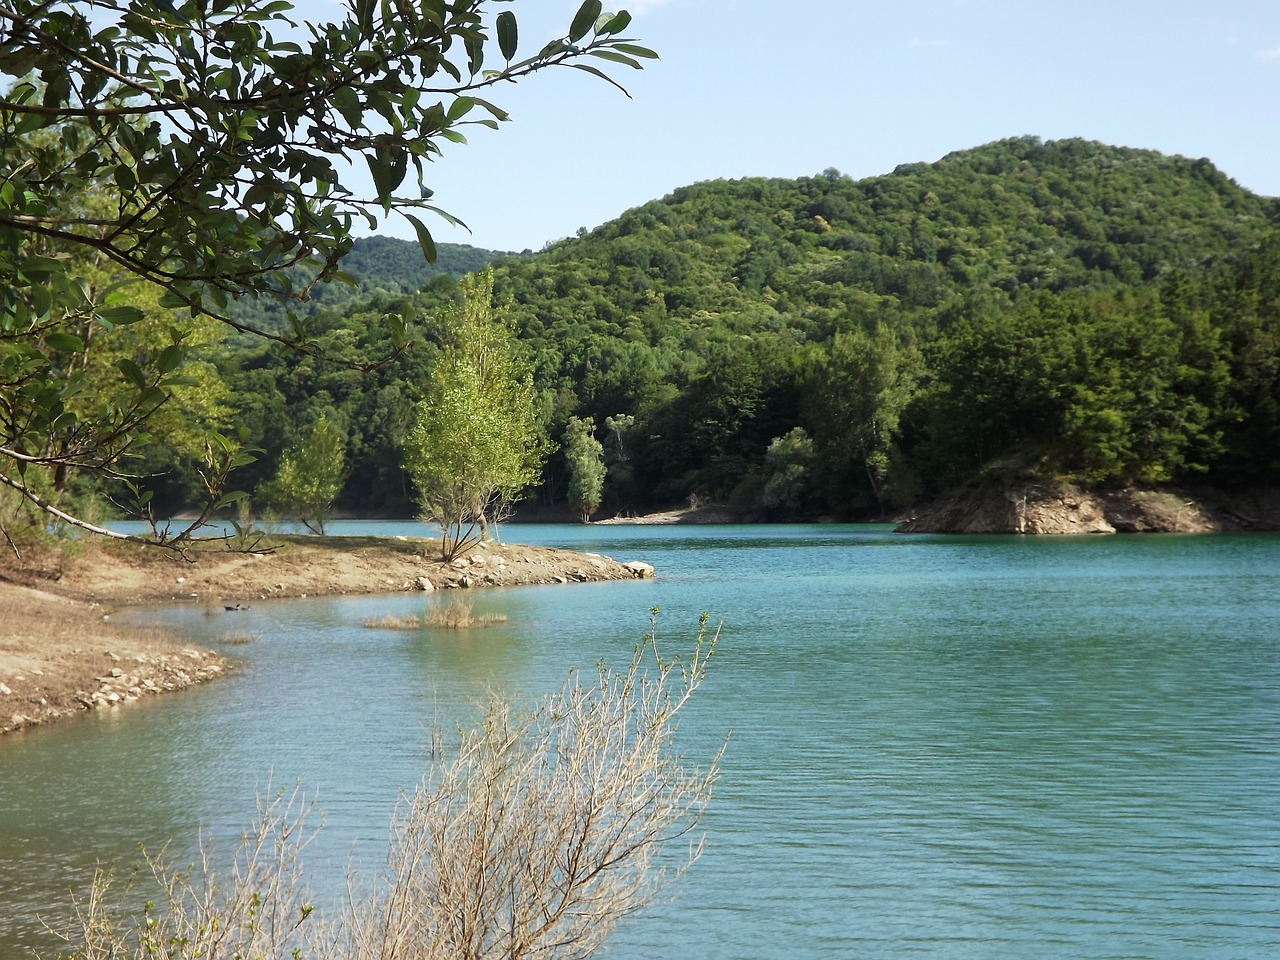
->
[[0, 537, 654, 735], [74, 137, 1280, 532]]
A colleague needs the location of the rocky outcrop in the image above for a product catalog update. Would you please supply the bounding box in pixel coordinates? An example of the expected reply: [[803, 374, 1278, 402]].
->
[[897, 484, 1280, 535]]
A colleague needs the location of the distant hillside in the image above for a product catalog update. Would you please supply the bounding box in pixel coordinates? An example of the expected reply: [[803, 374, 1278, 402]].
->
[[194, 137, 1280, 519], [499, 135, 1276, 344], [226, 237, 514, 330]]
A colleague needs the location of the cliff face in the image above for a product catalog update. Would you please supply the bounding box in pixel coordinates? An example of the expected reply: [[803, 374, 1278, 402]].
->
[[896, 484, 1280, 535]]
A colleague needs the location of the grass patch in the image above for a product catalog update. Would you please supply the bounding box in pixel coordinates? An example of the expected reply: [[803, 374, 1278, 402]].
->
[[364, 599, 507, 631]]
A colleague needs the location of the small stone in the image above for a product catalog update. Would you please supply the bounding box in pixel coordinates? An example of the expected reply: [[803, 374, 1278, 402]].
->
[[109, 668, 124, 678], [0, 683, 11, 696]]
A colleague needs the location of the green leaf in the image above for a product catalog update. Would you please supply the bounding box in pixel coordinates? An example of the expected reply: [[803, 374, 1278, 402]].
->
[[19, 256, 65, 281], [465, 32, 484, 75], [496, 11, 518, 61], [403, 213, 438, 264], [332, 86, 362, 128], [466, 97, 510, 122], [611, 42, 659, 59], [215, 490, 250, 509], [97, 305, 145, 326], [446, 97, 475, 122], [600, 11, 632, 34], [366, 152, 405, 200], [387, 312, 408, 350], [568, 62, 631, 97], [44, 332, 84, 353], [118, 358, 148, 389], [589, 49, 642, 69], [569, 0, 603, 42], [157, 344, 184, 375]]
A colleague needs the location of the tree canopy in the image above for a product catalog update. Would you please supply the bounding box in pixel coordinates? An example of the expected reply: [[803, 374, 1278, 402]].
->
[[0, 0, 656, 545]]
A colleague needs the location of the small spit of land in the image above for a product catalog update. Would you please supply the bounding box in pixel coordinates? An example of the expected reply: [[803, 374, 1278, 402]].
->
[[0, 534, 654, 736]]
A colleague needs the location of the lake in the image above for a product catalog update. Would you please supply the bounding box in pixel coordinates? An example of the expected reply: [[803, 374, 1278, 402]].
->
[[2, 524, 1278, 958]]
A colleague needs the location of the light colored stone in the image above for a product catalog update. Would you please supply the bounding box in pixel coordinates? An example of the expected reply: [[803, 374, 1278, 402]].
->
[[623, 561, 655, 579]]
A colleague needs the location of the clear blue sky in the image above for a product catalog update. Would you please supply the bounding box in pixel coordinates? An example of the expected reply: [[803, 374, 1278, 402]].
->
[[313, 0, 1280, 253]]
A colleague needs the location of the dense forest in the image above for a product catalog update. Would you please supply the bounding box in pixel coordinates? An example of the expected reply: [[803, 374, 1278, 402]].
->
[[145, 137, 1280, 520], [221, 237, 514, 332]]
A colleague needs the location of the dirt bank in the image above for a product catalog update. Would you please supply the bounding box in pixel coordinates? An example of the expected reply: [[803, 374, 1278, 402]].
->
[[896, 483, 1280, 534], [0, 535, 654, 735]]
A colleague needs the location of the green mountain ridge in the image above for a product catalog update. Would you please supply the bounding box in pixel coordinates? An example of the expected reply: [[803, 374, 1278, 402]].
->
[[194, 137, 1280, 520], [224, 237, 516, 331]]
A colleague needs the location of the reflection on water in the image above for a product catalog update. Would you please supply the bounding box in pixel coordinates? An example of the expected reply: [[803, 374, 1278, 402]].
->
[[3, 526, 1279, 958]]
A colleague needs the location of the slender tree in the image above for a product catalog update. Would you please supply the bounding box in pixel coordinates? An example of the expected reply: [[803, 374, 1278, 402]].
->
[[564, 415, 606, 522], [404, 268, 548, 558], [262, 413, 346, 535]]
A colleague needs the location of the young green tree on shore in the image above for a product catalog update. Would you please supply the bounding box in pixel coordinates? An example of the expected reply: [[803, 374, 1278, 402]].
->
[[261, 413, 346, 535], [564, 415, 607, 521], [404, 268, 549, 558]]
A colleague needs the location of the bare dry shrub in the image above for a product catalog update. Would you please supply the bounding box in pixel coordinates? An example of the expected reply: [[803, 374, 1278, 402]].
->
[[48, 786, 318, 960], [53, 613, 721, 960], [221, 630, 258, 645]]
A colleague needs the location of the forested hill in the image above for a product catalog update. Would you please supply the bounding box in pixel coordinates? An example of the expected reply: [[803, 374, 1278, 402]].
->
[[225, 237, 513, 330], [507, 136, 1275, 334], [198, 137, 1280, 520]]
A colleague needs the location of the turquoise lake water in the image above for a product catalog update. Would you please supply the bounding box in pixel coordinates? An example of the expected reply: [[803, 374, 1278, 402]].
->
[[1, 524, 1278, 958]]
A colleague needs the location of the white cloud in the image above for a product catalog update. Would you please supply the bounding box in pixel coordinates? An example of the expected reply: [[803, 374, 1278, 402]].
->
[[1259, 45, 1280, 60]]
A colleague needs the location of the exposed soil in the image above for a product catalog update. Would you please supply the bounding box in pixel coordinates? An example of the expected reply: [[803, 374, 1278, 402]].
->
[[0, 534, 654, 736], [896, 483, 1280, 534]]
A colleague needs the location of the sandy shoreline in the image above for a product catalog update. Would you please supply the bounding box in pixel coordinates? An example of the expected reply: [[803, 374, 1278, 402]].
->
[[0, 534, 654, 736]]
